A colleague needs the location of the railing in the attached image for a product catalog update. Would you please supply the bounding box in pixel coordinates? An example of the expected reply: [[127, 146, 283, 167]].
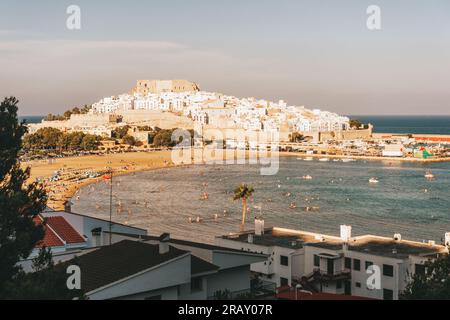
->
[[312, 268, 351, 281], [208, 281, 276, 300]]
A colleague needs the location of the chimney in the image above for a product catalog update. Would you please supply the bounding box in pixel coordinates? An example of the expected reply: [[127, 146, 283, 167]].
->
[[64, 200, 72, 213], [255, 218, 265, 236], [445, 233, 450, 248], [340, 225, 352, 243], [159, 233, 170, 254]]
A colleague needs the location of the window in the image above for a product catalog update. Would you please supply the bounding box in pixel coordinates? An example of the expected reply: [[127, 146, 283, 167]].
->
[[355, 282, 361, 288], [191, 277, 203, 293], [280, 255, 289, 266], [313, 255, 320, 267], [344, 258, 352, 269], [336, 280, 343, 289], [353, 259, 361, 271], [365, 261, 374, 270], [415, 264, 425, 276], [383, 289, 394, 300], [383, 264, 394, 277], [280, 277, 289, 287]]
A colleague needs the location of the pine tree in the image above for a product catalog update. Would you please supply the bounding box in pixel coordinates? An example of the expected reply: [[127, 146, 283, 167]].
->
[[0, 97, 47, 296], [0, 97, 81, 299]]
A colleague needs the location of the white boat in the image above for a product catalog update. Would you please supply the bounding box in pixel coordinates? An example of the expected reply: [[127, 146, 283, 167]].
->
[[424, 172, 435, 179], [304, 157, 314, 161], [302, 175, 313, 180], [319, 158, 330, 162], [369, 178, 379, 184], [342, 158, 355, 163]]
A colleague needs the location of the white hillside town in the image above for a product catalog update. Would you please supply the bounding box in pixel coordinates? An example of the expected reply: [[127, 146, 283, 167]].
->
[[29, 80, 352, 143], [92, 80, 351, 134]]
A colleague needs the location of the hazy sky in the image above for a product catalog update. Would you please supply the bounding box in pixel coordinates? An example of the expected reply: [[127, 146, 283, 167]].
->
[[0, 0, 449, 115]]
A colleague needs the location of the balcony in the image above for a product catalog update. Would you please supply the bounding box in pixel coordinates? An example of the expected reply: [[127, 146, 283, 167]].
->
[[312, 268, 351, 281]]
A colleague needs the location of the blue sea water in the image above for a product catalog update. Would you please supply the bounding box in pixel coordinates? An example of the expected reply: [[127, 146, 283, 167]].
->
[[350, 116, 450, 135], [72, 157, 450, 244], [19, 116, 44, 124]]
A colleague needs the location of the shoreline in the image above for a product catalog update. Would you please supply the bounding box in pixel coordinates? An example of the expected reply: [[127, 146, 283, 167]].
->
[[280, 152, 450, 163]]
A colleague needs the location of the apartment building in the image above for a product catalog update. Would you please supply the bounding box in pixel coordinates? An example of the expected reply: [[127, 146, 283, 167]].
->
[[216, 220, 450, 300]]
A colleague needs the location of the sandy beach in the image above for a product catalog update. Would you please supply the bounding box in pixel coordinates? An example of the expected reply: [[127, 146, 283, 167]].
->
[[23, 151, 175, 211]]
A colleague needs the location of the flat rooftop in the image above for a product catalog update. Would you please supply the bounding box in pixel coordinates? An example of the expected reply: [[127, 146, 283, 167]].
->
[[219, 228, 338, 250], [220, 227, 448, 259], [307, 235, 447, 259]]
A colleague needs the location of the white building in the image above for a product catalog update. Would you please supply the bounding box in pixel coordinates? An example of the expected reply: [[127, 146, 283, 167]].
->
[[216, 220, 449, 300], [59, 233, 268, 300]]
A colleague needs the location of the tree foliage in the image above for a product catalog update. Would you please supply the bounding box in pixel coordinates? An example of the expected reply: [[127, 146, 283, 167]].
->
[[0, 97, 47, 296], [289, 132, 306, 143], [0, 97, 80, 299], [349, 119, 363, 129], [44, 105, 91, 121], [401, 255, 450, 300], [23, 128, 101, 152]]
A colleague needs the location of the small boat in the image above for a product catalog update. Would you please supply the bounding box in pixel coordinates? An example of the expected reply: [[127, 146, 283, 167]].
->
[[304, 157, 314, 161], [302, 175, 313, 180], [289, 202, 297, 209], [369, 178, 379, 184], [333, 159, 340, 162], [342, 159, 355, 163], [319, 158, 330, 162], [424, 172, 435, 179]]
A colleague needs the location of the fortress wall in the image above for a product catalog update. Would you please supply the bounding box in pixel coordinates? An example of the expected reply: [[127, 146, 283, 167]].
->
[[119, 110, 194, 130]]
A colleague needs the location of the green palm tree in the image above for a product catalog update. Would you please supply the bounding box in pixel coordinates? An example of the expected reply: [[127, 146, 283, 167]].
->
[[233, 184, 255, 229]]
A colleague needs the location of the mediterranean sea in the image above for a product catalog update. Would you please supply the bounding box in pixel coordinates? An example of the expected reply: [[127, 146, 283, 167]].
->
[[72, 156, 450, 244], [350, 115, 450, 135]]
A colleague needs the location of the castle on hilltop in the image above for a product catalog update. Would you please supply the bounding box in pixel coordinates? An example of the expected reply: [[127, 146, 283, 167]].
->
[[131, 80, 200, 96]]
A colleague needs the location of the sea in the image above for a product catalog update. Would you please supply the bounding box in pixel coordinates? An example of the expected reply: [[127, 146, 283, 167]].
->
[[72, 157, 450, 244], [65, 115, 450, 243], [19, 116, 44, 124], [350, 115, 450, 135]]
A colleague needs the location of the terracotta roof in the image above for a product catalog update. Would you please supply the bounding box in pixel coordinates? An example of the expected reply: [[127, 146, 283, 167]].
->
[[33, 216, 64, 248], [46, 216, 85, 244]]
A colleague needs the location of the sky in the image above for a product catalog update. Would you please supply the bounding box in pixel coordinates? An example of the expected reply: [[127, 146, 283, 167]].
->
[[0, 0, 449, 116]]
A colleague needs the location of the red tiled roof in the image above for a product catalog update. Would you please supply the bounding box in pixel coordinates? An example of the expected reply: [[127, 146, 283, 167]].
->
[[46, 216, 85, 244], [33, 216, 64, 248]]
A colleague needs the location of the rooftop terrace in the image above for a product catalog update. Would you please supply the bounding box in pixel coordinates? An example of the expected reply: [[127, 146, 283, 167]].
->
[[220, 226, 448, 259]]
